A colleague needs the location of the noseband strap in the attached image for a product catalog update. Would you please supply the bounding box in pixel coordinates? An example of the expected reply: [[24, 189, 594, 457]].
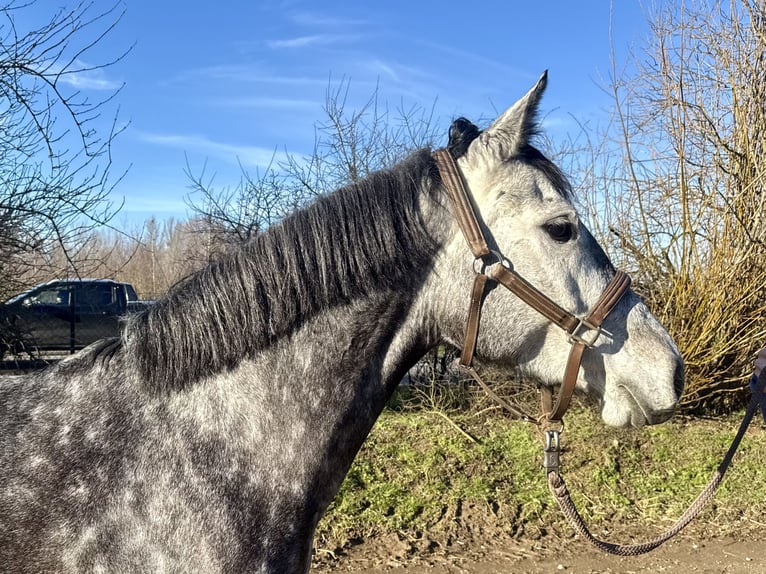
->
[[432, 148, 631, 423]]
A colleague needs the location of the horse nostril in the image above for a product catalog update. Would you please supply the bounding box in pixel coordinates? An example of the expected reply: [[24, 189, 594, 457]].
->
[[673, 360, 685, 401]]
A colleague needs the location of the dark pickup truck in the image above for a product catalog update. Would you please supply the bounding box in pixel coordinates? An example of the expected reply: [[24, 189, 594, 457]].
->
[[0, 279, 150, 358]]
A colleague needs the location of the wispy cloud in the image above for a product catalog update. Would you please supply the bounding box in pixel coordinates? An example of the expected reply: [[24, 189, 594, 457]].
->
[[217, 96, 319, 111], [267, 33, 361, 49], [287, 10, 368, 28], [371, 59, 399, 82], [366, 59, 435, 87], [139, 132, 290, 169], [168, 64, 327, 88], [417, 40, 534, 82], [50, 60, 123, 91], [268, 34, 326, 49]]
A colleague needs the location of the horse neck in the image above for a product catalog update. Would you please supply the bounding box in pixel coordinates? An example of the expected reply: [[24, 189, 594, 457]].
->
[[125, 149, 451, 394]]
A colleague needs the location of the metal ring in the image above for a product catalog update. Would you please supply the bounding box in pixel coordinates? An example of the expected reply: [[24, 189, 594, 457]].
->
[[472, 250, 512, 274]]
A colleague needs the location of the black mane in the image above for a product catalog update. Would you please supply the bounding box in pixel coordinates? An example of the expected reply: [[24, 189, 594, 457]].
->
[[124, 149, 443, 391]]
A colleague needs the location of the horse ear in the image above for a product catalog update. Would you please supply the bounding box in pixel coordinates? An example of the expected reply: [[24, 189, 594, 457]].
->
[[472, 71, 548, 160]]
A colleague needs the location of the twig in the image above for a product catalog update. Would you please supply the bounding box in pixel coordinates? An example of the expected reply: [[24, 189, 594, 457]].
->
[[429, 410, 479, 444]]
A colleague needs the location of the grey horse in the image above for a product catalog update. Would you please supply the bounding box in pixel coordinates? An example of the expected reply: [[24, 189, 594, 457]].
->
[[0, 73, 683, 573]]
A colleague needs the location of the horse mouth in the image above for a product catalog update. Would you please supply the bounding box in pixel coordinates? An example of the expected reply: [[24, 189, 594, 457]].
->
[[618, 385, 676, 427]]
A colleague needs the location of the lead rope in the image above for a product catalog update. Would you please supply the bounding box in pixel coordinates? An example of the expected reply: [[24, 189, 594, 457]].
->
[[543, 381, 762, 556]]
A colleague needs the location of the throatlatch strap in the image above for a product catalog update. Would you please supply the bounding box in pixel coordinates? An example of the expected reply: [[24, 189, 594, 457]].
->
[[460, 273, 489, 368]]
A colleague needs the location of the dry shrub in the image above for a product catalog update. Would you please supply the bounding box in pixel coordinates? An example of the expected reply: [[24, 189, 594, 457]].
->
[[397, 346, 545, 422], [578, 0, 766, 412]]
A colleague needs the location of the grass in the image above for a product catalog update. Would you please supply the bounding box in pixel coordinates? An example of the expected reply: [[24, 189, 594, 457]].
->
[[314, 395, 766, 552]]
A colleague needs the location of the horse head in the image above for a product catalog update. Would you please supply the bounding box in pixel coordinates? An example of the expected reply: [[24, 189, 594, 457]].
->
[[430, 72, 684, 428]]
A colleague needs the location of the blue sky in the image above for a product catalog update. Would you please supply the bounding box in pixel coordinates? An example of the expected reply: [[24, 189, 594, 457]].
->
[[21, 1, 654, 230]]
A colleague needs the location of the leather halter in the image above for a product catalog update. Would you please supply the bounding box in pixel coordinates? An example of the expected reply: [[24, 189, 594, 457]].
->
[[432, 148, 631, 423]]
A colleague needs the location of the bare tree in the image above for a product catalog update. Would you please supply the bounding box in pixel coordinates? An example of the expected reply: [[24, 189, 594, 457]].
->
[[0, 0, 128, 299], [185, 158, 292, 255], [185, 79, 440, 251]]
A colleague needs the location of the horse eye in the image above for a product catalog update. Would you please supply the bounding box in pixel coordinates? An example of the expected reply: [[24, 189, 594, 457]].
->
[[544, 220, 575, 243]]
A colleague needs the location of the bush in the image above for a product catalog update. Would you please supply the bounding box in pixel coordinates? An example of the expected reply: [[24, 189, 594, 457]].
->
[[574, 0, 766, 413]]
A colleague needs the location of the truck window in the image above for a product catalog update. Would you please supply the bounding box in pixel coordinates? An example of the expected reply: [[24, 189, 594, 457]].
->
[[27, 287, 70, 306], [77, 284, 115, 312], [124, 284, 138, 301]]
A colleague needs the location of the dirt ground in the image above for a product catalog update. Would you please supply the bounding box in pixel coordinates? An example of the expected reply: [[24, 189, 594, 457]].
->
[[313, 525, 764, 573]]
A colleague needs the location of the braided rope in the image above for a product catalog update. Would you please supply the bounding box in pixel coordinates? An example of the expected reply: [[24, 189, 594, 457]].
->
[[547, 396, 760, 556]]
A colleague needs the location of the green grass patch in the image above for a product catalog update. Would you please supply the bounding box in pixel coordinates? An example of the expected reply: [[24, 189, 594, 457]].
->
[[316, 400, 766, 549]]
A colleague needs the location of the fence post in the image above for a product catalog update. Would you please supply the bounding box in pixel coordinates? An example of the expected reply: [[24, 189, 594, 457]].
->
[[69, 284, 76, 355]]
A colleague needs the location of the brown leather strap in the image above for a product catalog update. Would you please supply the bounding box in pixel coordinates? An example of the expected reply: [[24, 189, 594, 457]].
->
[[545, 270, 631, 421], [586, 270, 631, 326], [460, 273, 490, 368], [435, 146, 502, 377], [432, 147, 632, 424], [433, 149, 491, 258], [490, 265, 580, 333], [435, 147, 584, 371], [544, 342, 587, 421]]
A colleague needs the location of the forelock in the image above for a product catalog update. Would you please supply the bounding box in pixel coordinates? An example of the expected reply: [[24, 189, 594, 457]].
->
[[447, 118, 481, 159]]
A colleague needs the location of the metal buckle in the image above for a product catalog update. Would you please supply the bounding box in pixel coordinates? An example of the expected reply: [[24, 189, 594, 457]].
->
[[543, 429, 561, 474], [567, 317, 601, 348], [472, 250, 511, 275]]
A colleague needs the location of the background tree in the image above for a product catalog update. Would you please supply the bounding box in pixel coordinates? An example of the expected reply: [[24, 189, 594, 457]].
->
[[576, 0, 766, 411], [186, 79, 440, 253], [43, 216, 215, 300], [0, 1, 127, 299]]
